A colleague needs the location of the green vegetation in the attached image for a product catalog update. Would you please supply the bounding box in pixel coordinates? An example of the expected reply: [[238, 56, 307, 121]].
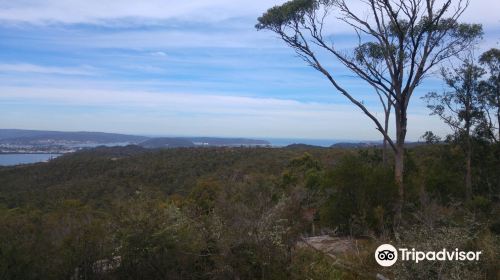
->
[[0, 143, 498, 279], [256, 0, 484, 222]]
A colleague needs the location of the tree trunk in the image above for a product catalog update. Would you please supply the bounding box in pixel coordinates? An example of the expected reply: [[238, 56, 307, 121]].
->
[[382, 105, 391, 165], [393, 107, 406, 228], [382, 97, 392, 165], [496, 85, 499, 140], [394, 144, 404, 227], [464, 93, 472, 201], [382, 139, 388, 165], [465, 135, 472, 201], [497, 101, 500, 140]]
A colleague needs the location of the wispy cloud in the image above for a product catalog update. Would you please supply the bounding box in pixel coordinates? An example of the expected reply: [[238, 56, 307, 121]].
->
[[0, 63, 96, 75], [0, 85, 448, 139], [150, 51, 167, 57], [0, 0, 281, 25], [0, 85, 340, 112], [0, 0, 498, 29], [0, 0, 496, 140]]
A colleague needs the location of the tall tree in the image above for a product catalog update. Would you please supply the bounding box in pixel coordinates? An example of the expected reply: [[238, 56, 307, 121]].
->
[[256, 0, 482, 223], [478, 48, 500, 142], [423, 57, 485, 201]]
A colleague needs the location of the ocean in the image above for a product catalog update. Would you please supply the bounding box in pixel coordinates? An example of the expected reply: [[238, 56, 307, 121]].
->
[[0, 154, 62, 166]]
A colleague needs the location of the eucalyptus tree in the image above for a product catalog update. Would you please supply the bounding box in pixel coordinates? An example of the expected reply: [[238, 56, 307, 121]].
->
[[478, 48, 500, 142], [423, 58, 486, 201], [256, 0, 482, 223]]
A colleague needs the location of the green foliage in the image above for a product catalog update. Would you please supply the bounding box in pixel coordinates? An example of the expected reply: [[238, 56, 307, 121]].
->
[[188, 178, 221, 214], [454, 23, 484, 41], [319, 155, 397, 235], [281, 152, 322, 190], [421, 131, 442, 144], [0, 201, 113, 279], [0, 145, 498, 278], [354, 41, 395, 65], [115, 199, 205, 279], [423, 60, 486, 136], [466, 195, 492, 214], [255, 0, 316, 31], [290, 248, 342, 279], [415, 145, 464, 202], [480, 48, 500, 70], [392, 216, 499, 280], [478, 48, 500, 142]]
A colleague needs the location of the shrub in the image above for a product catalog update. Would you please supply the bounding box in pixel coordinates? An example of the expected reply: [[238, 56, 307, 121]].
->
[[319, 155, 396, 235]]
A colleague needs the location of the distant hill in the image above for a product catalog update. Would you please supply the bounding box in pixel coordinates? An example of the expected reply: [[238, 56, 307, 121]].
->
[[139, 137, 270, 148], [189, 137, 270, 146], [0, 129, 148, 144], [330, 142, 381, 148], [139, 138, 196, 148], [285, 143, 324, 149], [72, 145, 148, 158], [330, 141, 426, 148], [0, 129, 271, 151]]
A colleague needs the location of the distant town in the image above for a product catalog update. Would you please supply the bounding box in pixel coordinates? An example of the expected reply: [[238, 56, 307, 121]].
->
[[0, 129, 272, 154], [0, 143, 79, 154]]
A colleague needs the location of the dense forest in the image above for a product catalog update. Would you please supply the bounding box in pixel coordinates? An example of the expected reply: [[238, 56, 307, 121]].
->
[[0, 142, 498, 279]]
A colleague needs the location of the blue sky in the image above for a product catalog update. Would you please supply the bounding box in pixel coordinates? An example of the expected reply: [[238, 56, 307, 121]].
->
[[0, 0, 499, 140]]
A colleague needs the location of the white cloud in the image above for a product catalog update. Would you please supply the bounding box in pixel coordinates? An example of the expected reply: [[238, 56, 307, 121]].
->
[[1, 1, 496, 53], [0, 63, 96, 75], [48, 28, 281, 50], [0, 85, 340, 113], [0, 0, 282, 25], [0, 0, 498, 28], [0, 85, 446, 140], [150, 51, 167, 57]]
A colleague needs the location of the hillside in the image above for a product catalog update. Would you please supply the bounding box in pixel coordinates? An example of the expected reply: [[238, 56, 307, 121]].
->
[[0, 146, 310, 205], [139, 137, 196, 148], [139, 137, 270, 148], [330, 141, 426, 149], [0, 129, 148, 144], [0, 145, 498, 279]]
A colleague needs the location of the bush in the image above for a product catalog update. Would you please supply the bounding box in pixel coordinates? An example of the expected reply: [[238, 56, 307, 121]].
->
[[392, 217, 500, 280], [319, 155, 397, 235], [290, 248, 342, 280]]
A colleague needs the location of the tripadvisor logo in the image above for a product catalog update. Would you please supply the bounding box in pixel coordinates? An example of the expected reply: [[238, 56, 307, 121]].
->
[[375, 244, 398, 267], [375, 244, 482, 267]]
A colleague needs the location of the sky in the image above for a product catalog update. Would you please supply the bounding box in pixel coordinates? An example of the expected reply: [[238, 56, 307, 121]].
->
[[0, 0, 499, 141]]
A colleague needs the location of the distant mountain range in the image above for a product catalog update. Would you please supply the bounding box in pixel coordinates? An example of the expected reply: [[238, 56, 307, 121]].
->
[[0, 129, 148, 144], [330, 141, 425, 148], [285, 143, 325, 149], [330, 141, 382, 148], [0, 129, 271, 151], [140, 137, 270, 148]]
